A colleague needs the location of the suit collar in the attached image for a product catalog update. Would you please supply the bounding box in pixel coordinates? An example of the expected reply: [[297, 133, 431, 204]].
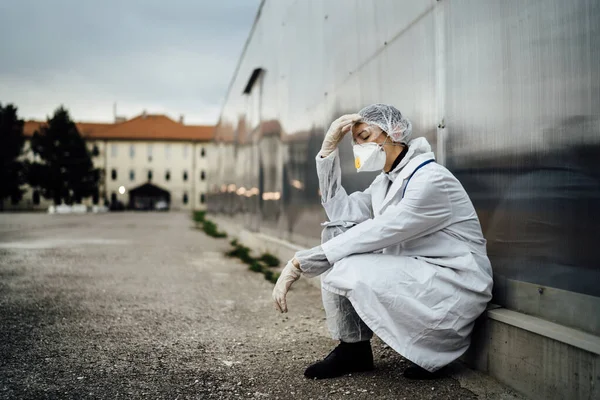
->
[[396, 152, 436, 181], [378, 151, 436, 211], [387, 138, 431, 179]]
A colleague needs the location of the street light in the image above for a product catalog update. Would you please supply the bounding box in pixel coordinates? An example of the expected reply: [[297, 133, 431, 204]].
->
[[118, 186, 126, 195]]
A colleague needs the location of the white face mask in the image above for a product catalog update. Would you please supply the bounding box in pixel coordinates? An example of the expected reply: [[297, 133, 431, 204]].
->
[[353, 142, 387, 172]]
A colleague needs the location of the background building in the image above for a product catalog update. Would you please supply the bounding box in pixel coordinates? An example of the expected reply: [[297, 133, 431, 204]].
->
[[6, 112, 213, 211]]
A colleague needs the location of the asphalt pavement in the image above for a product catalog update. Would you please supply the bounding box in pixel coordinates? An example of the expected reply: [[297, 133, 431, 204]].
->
[[0, 212, 518, 399]]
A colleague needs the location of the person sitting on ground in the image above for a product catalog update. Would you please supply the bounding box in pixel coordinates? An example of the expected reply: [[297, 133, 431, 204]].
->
[[272, 104, 493, 380]]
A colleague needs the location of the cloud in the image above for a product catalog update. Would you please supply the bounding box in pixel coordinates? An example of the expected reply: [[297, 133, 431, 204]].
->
[[0, 0, 260, 124]]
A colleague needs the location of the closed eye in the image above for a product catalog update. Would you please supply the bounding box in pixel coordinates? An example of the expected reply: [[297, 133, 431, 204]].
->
[[357, 130, 370, 141]]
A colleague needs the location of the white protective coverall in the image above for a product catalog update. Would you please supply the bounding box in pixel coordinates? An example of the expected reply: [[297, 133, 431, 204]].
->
[[304, 136, 493, 372]]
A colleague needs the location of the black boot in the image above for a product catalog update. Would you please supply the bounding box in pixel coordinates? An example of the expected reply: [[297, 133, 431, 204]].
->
[[304, 341, 374, 379], [403, 364, 445, 380]]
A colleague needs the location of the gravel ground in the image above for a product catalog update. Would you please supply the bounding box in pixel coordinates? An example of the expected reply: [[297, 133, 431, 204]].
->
[[0, 212, 480, 399]]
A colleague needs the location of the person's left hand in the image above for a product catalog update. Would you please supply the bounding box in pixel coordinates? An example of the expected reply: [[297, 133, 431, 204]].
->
[[272, 258, 302, 313]]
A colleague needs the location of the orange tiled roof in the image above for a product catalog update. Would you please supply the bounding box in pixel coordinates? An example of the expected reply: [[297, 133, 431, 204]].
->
[[23, 120, 45, 136], [77, 122, 115, 137], [23, 114, 213, 142]]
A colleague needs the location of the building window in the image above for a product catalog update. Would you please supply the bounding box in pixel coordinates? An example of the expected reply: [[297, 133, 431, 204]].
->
[[183, 145, 189, 159], [200, 193, 205, 204], [148, 170, 153, 181], [129, 144, 135, 159], [165, 144, 171, 160], [111, 192, 117, 204], [129, 170, 135, 181], [200, 170, 206, 181], [111, 144, 118, 158], [165, 170, 171, 181], [147, 144, 153, 161], [200, 147, 206, 157], [111, 169, 117, 180], [183, 170, 188, 181], [183, 192, 189, 204], [92, 144, 100, 157], [33, 190, 41, 205]]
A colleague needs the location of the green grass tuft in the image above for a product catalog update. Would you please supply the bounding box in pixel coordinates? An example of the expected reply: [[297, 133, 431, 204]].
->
[[258, 252, 280, 268], [225, 244, 254, 264], [248, 262, 263, 273], [225, 240, 282, 284], [201, 220, 227, 238], [192, 210, 206, 222], [191, 211, 227, 239], [269, 272, 280, 284], [263, 269, 274, 281]]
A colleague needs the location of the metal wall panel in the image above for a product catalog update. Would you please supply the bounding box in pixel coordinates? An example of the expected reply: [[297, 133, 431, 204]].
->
[[444, 0, 600, 306], [210, 0, 600, 332]]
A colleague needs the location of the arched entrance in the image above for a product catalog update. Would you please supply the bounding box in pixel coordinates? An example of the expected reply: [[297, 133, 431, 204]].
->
[[128, 183, 170, 211]]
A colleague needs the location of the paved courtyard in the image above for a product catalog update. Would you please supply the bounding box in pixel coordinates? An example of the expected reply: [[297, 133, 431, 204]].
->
[[0, 212, 516, 399]]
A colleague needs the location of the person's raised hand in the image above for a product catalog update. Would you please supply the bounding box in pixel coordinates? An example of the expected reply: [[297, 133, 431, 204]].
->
[[319, 114, 362, 157]]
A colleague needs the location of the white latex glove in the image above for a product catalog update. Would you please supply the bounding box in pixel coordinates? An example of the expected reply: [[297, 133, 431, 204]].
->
[[319, 114, 362, 157], [272, 258, 302, 313]]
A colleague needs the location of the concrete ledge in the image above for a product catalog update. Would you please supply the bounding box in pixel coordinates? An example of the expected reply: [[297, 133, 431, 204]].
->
[[465, 311, 600, 400], [487, 307, 600, 356]]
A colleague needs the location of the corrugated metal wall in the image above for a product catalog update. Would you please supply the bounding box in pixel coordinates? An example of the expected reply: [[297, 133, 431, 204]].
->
[[209, 0, 600, 334]]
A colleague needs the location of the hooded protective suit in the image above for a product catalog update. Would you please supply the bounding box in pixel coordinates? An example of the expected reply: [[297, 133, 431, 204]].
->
[[301, 136, 493, 372]]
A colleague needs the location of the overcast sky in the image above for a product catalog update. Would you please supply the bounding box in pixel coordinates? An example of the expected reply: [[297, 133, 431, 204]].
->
[[0, 0, 260, 125]]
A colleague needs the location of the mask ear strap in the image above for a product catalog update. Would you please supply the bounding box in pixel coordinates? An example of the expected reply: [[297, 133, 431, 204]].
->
[[381, 134, 405, 147], [379, 133, 391, 147]]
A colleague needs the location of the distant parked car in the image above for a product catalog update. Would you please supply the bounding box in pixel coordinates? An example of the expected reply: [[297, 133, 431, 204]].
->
[[55, 204, 73, 214], [154, 201, 169, 211], [72, 204, 87, 213]]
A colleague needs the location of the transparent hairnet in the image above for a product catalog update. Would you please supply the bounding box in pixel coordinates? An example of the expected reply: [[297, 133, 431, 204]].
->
[[355, 104, 412, 144]]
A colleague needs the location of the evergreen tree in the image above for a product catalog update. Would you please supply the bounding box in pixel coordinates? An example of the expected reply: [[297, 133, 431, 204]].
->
[[29, 106, 99, 204], [0, 103, 26, 209]]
